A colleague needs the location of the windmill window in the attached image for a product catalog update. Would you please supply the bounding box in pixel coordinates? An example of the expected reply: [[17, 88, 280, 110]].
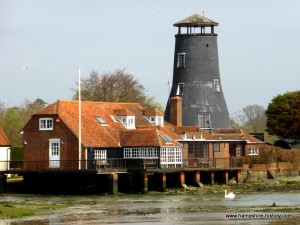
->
[[177, 53, 186, 68], [213, 79, 220, 92], [198, 113, 211, 128], [176, 83, 184, 95]]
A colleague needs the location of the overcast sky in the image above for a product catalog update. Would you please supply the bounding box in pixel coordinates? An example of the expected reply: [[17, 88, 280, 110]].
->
[[1, 0, 299, 116]]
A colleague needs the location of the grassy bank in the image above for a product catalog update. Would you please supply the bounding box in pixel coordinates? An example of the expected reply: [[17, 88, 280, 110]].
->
[[0, 202, 68, 219]]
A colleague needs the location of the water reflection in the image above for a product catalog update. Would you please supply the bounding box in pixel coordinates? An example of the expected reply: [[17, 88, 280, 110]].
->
[[1, 192, 299, 225]]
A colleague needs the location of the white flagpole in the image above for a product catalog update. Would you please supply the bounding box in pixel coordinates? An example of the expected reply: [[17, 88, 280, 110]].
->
[[78, 67, 82, 170]]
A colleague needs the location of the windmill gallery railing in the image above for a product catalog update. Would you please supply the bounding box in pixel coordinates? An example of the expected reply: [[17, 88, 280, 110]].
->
[[0, 157, 244, 172]]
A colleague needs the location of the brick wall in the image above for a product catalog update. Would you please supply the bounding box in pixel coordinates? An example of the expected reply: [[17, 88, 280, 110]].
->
[[23, 115, 79, 170], [170, 96, 182, 127]]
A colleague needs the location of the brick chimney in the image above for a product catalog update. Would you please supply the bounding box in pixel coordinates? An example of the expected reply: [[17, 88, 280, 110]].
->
[[170, 96, 182, 127]]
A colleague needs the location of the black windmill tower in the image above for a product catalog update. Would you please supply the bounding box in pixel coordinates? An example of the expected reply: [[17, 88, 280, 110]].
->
[[165, 14, 231, 129]]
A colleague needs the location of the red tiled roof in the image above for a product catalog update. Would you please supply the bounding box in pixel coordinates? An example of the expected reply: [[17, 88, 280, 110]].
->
[[211, 128, 263, 143], [174, 126, 214, 140], [142, 109, 164, 117], [35, 100, 180, 148], [114, 109, 134, 116], [120, 127, 182, 147], [174, 126, 263, 143], [0, 127, 11, 146]]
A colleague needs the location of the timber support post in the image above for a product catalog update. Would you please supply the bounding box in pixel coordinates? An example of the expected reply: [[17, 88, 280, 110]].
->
[[161, 173, 166, 192], [195, 171, 201, 185], [108, 173, 118, 195], [224, 171, 229, 184], [179, 172, 185, 186], [210, 171, 215, 185], [141, 172, 148, 194], [0, 174, 7, 194], [235, 170, 241, 183]]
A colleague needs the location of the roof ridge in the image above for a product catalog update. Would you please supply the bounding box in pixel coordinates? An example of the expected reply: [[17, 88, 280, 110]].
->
[[54, 99, 141, 105]]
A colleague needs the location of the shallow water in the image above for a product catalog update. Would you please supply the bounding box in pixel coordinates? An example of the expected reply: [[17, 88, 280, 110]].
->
[[1, 192, 300, 225]]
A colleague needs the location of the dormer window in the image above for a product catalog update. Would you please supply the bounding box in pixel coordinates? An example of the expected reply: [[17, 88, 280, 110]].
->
[[145, 116, 164, 126], [117, 116, 135, 129]]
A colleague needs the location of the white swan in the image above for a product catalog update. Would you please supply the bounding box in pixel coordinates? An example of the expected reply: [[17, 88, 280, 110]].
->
[[225, 189, 236, 199]]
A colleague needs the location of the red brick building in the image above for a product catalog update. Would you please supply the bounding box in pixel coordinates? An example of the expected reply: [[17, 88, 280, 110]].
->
[[21, 99, 263, 172], [22, 100, 183, 170]]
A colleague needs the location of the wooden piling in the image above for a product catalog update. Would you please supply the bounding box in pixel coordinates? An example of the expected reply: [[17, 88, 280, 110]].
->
[[235, 170, 241, 183], [161, 173, 166, 192], [195, 171, 200, 184], [210, 171, 214, 185], [225, 171, 229, 184], [0, 174, 7, 194], [141, 173, 148, 194], [108, 173, 118, 195], [179, 172, 185, 185]]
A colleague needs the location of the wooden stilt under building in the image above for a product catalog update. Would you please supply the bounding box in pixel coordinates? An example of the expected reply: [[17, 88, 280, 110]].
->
[[210, 171, 215, 185], [225, 171, 229, 184], [0, 174, 7, 193], [108, 173, 118, 195], [141, 172, 148, 194]]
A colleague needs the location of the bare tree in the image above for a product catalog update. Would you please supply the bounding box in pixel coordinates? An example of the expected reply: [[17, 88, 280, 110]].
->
[[18, 98, 48, 125], [233, 105, 267, 132], [73, 69, 162, 110]]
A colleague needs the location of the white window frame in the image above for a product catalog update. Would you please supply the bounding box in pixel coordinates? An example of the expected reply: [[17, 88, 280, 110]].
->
[[145, 116, 164, 126], [117, 116, 135, 129], [156, 116, 164, 126], [160, 147, 182, 168], [94, 150, 107, 160], [39, 118, 54, 131], [123, 147, 159, 159], [150, 117, 155, 124], [249, 147, 259, 156]]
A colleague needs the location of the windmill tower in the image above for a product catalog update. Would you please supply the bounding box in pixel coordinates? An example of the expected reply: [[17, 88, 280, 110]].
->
[[165, 14, 231, 129]]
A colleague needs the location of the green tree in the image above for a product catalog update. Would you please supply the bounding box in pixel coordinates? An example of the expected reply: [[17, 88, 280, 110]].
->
[[0, 108, 23, 145], [0, 98, 48, 146], [73, 69, 162, 110], [266, 91, 300, 145]]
